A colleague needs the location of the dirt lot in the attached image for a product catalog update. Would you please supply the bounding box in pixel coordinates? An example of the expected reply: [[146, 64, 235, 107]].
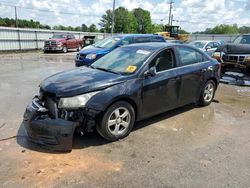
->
[[0, 51, 249, 188]]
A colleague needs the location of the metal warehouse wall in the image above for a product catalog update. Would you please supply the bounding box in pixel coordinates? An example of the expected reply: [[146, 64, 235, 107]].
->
[[188, 34, 237, 42], [0, 26, 239, 51], [0, 27, 110, 51]]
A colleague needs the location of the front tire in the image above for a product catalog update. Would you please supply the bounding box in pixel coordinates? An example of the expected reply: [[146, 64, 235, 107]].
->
[[62, 46, 68, 53], [77, 44, 82, 51], [199, 80, 216, 106], [97, 101, 135, 141]]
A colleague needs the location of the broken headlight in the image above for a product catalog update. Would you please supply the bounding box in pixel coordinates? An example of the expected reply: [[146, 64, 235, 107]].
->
[[58, 91, 100, 109], [213, 52, 221, 57]]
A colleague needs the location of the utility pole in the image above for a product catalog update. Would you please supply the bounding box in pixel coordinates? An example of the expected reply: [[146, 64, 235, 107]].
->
[[170, 14, 173, 25], [15, 6, 18, 28], [111, 0, 116, 35], [168, 0, 174, 26]]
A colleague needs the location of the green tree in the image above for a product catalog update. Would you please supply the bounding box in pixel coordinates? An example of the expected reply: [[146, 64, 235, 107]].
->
[[132, 8, 153, 33], [81, 24, 88, 32], [99, 7, 137, 33], [88, 24, 98, 32], [0, 18, 7, 26], [99, 9, 113, 33], [152, 24, 165, 33]]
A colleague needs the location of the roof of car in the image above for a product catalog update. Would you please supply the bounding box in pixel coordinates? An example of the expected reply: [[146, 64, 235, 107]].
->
[[121, 42, 185, 50], [112, 34, 163, 38]]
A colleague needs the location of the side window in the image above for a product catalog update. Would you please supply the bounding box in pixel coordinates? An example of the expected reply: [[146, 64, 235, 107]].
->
[[149, 49, 175, 72], [206, 42, 213, 48], [151, 36, 164, 42], [71, 34, 75, 39], [213, 42, 219, 48], [134, 37, 151, 43], [178, 47, 205, 66], [67, 35, 72, 39]]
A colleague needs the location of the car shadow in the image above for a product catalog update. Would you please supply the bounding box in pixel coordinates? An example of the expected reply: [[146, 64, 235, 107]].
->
[[17, 103, 197, 153]]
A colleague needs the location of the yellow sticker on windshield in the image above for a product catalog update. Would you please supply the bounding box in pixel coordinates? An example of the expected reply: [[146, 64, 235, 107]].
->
[[126, 65, 137, 73]]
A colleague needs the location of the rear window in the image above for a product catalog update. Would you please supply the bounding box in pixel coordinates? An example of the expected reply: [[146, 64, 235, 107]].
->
[[151, 36, 164, 42], [177, 47, 206, 66], [134, 37, 151, 43]]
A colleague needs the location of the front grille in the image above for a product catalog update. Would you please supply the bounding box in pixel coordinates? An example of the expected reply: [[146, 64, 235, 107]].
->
[[45, 41, 57, 46], [222, 55, 246, 63], [45, 97, 58, 118], [239, 56, 245, 62], [40, 89, 58, 118]]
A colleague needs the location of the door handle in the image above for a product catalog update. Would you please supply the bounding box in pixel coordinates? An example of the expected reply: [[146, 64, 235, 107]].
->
[[200, 68, 207, 72]]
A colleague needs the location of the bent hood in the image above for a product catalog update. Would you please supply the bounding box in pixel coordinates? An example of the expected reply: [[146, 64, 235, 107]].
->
[[216, 44, 250, 54], [79, 46, 110, 55], [40, 67, 125, 97]]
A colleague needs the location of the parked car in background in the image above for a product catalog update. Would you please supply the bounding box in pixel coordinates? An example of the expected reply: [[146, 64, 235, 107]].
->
[[44, 33, 83, 53], [189, 40, 221, 56], [165, 39, 184, 44], [75, 34, 165, 67], [213, 34, 250, 73], [23, 43, 220, 151]]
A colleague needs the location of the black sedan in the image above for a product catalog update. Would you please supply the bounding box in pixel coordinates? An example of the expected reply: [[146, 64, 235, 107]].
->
[[23, 43, 220, 151]]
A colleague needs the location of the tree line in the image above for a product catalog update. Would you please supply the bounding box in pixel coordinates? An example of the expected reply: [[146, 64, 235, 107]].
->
[[1, 6, 250, 34], [193, 24, 250, 34]]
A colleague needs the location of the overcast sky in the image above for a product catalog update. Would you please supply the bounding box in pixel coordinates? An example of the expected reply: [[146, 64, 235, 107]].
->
[[0, 0, 250, 32]]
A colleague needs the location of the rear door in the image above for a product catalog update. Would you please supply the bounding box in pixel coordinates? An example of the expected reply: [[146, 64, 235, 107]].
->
[[175, 46, 209, 105], [141, 48, 181, 117]]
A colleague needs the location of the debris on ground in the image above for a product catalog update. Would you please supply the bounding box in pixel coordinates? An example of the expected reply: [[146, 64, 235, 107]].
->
[[0, 123, 6, 129], [220, 72, 250, 86]]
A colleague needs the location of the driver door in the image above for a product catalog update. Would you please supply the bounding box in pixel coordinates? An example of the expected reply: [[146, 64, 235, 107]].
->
[[141, 48, 181, 118]]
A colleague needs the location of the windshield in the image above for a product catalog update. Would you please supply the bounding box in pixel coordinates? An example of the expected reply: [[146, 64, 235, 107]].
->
[[189, 41, 207, 49], [91, 46, 153, 74], [233, 35, 250, 44], [51, 34, 66, 39], [93, 37, 121, 49]]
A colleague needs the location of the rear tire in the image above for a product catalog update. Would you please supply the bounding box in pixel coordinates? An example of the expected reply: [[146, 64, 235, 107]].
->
[[198, 80, 216, 106], [97, 101, 135, 141]]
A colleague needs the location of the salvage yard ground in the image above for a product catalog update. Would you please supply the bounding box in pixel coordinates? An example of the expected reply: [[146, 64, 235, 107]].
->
[[0, 52, 250, 188]]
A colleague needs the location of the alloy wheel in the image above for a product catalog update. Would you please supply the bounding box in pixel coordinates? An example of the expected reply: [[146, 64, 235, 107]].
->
[[107, 107, 131, 136], [203, 82, 214, 103]]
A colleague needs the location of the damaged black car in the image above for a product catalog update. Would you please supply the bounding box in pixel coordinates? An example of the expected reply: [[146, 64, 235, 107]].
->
[[23, 43, 220, 151], [213, 34, 250, 73]]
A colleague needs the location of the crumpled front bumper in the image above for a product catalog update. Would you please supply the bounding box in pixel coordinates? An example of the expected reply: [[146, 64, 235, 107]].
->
[[23, 97, 79, 151]]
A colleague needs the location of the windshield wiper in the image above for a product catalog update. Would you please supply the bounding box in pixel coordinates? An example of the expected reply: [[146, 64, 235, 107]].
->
[[94, 67, 121, 75]]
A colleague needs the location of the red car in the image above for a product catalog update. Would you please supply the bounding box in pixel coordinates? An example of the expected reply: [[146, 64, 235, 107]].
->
[[44, 33, 83, 53]]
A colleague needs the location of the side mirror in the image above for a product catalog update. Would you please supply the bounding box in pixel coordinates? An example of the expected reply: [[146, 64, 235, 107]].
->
[[144, 67, 156, 77]]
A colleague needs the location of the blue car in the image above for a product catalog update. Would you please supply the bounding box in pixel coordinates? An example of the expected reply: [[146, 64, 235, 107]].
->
[[75, 34, 165, 67]]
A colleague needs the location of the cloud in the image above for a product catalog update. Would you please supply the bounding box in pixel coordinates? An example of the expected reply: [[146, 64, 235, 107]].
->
[[0, 0, 249, 32]]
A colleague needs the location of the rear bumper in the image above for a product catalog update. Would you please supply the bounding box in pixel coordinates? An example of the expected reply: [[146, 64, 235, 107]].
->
[[23, 98, 78, 151]]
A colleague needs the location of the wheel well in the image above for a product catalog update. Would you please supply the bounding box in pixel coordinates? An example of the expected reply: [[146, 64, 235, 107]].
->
[[107, 98, 138, 120], [207, 77, 218, 89]]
